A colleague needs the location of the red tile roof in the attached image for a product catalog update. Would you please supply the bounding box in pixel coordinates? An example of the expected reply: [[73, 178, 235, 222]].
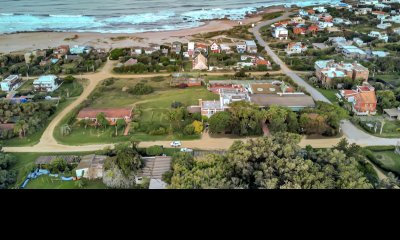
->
[[355, 91, 377, 104], [77, 108, 133, 119]]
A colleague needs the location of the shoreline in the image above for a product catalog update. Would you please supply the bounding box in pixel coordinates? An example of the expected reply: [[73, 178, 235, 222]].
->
[[0, 5, 287, 54]]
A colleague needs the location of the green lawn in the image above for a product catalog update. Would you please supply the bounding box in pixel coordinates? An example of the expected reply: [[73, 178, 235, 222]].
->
[[24, 175, 106, 189], [19, 79, 34, 92], [51, 79, 85, 98], [359, 119, 400, 138], [375, 74, 400, 87], [2, 98, 75, 147], [262, 11, 283, 21], [317, 88, 339, 103], [371, 151, 400, 174], [53, 78, 219, 145]]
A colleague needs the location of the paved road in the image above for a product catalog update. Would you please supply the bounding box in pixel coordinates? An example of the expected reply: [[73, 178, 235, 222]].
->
[[250, 11, 330, 103]]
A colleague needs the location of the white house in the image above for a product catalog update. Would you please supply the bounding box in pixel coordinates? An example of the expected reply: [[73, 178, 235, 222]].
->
[[377, 22, 392, 29], [368, 31, 389, 42], [318, 21, 334, 29], [299, 9, 309, 16], [220, 44, 232, 53], [245, 40, 258, 53], [188, 42, 195, 57], [394, 28, 400, 35], [33, 75, 60, 92], [309, 15, 320, 22], [236, 42, 247, 53], [353, 38, 366, 47], [286, 42, 307, 55], [272, 27, 288, 40], [333, 18, 344, 24], [313, 6, 327, 13], [1, 75, 22, 92], [210, 42, 221, 53]]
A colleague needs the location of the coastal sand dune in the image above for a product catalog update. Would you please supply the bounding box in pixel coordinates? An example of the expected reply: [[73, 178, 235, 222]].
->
[[0, 7, 285, 54]]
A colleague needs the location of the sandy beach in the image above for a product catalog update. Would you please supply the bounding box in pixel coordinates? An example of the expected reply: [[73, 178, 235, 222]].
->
[[0, 6, 286, 54]]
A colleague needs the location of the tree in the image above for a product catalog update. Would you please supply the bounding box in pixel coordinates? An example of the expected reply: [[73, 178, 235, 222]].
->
[[192, 120, 203, 135], [228, 101, 264, 136], [115, 119, 126, 136], [79, 119, 91, 129], [0, 146, 16, 189], [376, 90, 397, 111], [168, 134, 373, 189], [183, 124, 195, 135], [14, 120, 29, 138], [146, 145, 163, 156], [208, 111, 231, 134], [96, 112, 109, 129], [128, 83, 154, 95], [114, 143, 143, 176], [60, 124, 72, 136]]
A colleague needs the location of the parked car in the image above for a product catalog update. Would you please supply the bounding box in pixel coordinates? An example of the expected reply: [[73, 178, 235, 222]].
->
[[180, 148, 193, 152], [170, 141, 182, 147]]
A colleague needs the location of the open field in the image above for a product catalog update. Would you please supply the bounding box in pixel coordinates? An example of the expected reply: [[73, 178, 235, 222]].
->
[[24, 175, 106, 189]]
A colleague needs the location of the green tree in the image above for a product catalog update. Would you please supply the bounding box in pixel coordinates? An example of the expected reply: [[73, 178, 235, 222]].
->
[[96, 112, 109, 129], [208, 111, 231, 134], [146, 145, 164, 156], [115, 119, 126, 136]]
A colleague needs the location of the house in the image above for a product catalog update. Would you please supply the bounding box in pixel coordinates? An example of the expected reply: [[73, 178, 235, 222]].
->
[[312, 43, 329, 50], [33, 75, 60, 92], [144, 47, 156, 55], [299, 9, 309, 16], [245, 40, 257, 53], [309, 15, 320, 22], [338, 45, 367, 59], [355, 8, 372, 15], [327, 27, 341, 33], [236, 42, 247, 53], [255, 58, 271, 67], [75, 154, 107, 179], [272, 27, 288, 40], [124, 58, 138, 66], [1, 75, 22, 92], [394, 28, 400, 35], [313, 6, 327, 13], [198, 99, 224, 118], [371, 11, 389, 19], [329, 37, 351, 46], [307, 9, 316, 15], [314, 60, 369, 87], [318, 21, 334, 29], [70, 45, 91, 55], [170, 73, 203, 87], [250, 93, 315, 111], [368, 50, 389, 58], [172, 41, 182, 54], [195, 43, 208, 55], [192, 53, 208, 70], [291, 17, 305, 24], [139, 156, 172, 180], [220, 44, 232, 53], [384, 107, 400, 120], [386, 15, 400, 24], [307, 25, 319, 34], [353, 38, 366, 47], [188, 42, 195, 57], [24, 50, 47, 64], [293, 27, 306, 35], [54, 45, 70, 58], [76, 107, 133, 125], [210, 42, 221, 53], [333, 18, 344, 24], [286, 42, 307, 55], [368, 31, 389, 42], [377, 22, 392, 29], [352, 84, 377, 115], [319, 14, 333, 22], [65, 55, 82, 61]]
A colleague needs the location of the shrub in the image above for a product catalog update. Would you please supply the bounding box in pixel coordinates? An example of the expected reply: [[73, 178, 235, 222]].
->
[[109, 48, 125, 60], [171, 101, 183, 109], [102, 78, 115, 86], [128, 83, 154, 95], [63, 75, 76, 84], [183, 124, 195, 135], [146, 145, 164, 156], [149, 127, 167, 135]]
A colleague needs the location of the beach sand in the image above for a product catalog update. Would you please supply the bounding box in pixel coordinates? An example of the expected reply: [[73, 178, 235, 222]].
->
[[0, 6, 286, 54]]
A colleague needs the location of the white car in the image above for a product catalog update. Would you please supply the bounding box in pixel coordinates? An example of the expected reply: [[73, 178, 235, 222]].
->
[[180, 148, 193, 152], [170, 141, 182, 147]]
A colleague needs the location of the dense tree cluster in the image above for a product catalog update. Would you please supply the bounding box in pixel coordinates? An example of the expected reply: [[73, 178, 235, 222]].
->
[[0, 101, 57, 140], [0, 146, 17, 189], [169, 133, 373, 189]]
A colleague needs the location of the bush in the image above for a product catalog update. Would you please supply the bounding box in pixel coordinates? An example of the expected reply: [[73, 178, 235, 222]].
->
[[102, 78, 115, 86], [128, 83, 154, 95], [183, 124, 195, 135], [63, 75, 76, 84], [109, 48, 125, 60], [149, 127, 167, 135], [171, 101, 183, 109], [146, 145, 164, 156]]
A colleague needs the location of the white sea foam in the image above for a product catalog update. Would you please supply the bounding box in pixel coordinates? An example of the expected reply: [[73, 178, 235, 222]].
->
[[0, 0, 343, 34]]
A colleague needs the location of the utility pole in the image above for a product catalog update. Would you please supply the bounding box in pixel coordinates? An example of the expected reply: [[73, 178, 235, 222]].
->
[[380, 119, 385, 135]]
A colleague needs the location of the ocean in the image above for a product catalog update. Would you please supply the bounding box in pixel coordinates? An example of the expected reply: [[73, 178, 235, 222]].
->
[[0, 0, 341, 34]]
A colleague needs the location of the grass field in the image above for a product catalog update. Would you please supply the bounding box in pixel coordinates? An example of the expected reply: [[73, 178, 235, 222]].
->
[[54, 77, 219, 145], [24, 175, 106, 189], [371, 150, 400, 174], [375, 74, 400, 87], [51, 79, 86, 98], [317, 88, 339, 103]]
